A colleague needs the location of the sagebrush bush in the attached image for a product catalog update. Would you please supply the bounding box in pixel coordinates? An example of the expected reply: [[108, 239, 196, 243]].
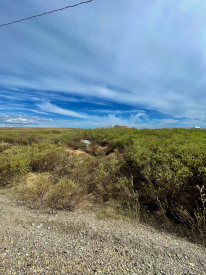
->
[[123, 132, 206, 234], [0, 141, 12, 153], [0, 145, 32, 185]]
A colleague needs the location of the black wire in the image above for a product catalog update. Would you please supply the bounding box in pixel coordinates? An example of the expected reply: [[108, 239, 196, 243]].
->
[[0, 0, 95, 28]]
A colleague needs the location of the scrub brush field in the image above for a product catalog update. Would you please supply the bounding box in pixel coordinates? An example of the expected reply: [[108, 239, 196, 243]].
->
[[0, 127, 206, 248]]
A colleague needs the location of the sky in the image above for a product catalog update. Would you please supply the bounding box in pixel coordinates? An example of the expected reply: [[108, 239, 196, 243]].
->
[[0, 0, 206, 129]]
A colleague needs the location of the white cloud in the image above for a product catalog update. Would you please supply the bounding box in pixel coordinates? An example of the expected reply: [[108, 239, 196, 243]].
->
[[1, 0, 206, 125], [26, 109, 49, 115], [7, 118, 32, 123], [37, 101, 88, 119], [158, 119, 180, 125], [0, 114, 53, 126], [36, 101, 150, 127], [84, 109, 143, 114]]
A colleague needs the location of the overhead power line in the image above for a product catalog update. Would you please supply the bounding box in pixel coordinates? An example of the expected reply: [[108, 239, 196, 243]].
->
[[0, 0, 95, 28]]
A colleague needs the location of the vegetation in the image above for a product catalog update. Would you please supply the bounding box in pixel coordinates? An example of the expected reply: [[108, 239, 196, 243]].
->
[[0, 127, 206, 247]]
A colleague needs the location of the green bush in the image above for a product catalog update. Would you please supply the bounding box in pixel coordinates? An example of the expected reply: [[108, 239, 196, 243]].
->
[[0, 142, 12, 153], [0, 146, 32, 185]]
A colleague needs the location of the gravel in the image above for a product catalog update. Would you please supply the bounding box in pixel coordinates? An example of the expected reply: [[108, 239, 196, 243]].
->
[[0, 189, 206, 275]]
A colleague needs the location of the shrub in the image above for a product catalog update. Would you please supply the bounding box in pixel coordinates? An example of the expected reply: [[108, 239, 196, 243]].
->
[[0, 146, 32, 185]]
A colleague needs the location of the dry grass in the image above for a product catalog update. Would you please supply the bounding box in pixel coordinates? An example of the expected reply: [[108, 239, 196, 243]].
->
[[65, 149, 92, 159]]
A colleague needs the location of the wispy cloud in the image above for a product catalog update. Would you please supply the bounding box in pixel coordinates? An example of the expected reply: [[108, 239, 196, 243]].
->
[[83, 109, 142, 114], [33, 102, 182, 129], [36, 101, 88, 119], [0, 110, 198, 129], [0, 0, 206, 127]]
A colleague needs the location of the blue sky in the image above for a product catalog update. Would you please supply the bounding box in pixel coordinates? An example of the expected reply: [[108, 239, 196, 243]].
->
[[0, 0, 206, 128]]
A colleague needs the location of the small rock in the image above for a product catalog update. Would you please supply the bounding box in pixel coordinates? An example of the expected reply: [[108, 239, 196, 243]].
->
[[40, 223, 44, 227]]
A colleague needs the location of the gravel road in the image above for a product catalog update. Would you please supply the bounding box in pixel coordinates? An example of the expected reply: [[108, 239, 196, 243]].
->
[[0, 189, 206, 275]]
